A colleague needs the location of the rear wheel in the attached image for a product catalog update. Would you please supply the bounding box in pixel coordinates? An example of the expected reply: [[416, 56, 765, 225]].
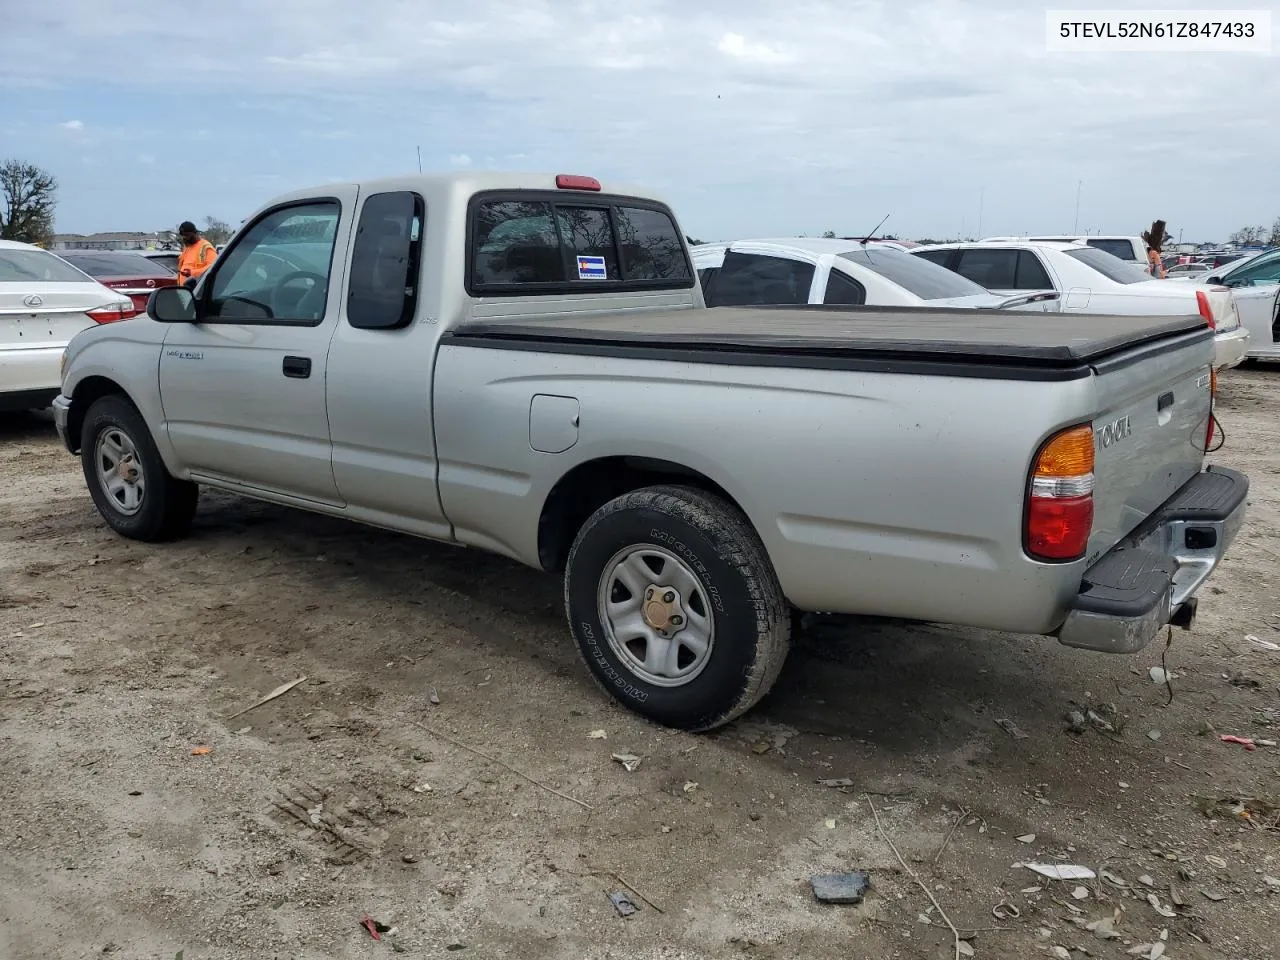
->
[[80, 394, 198, 541], [564, 485, 790, 731]]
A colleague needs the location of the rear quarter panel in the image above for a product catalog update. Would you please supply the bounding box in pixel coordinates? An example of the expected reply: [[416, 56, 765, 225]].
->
[[433, 345, 1101, 635]]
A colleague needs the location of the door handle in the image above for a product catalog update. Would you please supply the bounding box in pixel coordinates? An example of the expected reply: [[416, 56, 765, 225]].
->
[[282, 356, 311, 379]]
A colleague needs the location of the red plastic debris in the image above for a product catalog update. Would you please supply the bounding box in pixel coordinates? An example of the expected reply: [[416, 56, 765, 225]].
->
[[1220, 735, 1256, 751], [360, 916, 381, 941]]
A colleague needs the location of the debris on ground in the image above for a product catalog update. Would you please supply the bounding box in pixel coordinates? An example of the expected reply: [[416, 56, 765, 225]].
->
[[428, 686, 440, 705], [1227, 671, 1263, 689], [1087, 912, 1121, 939], [1147, 729, 1162, 741], [682, 781, 698, 794], [1246, 634, 1280, 652], [995, 718, 1029, 739], [190, 745, 213, 756], [1065, 710, 1088, 734], [1023, 863, 1096, 881], [360, 916, 392, 940], [587, 729, 607, 740], [1192, 794, 1280, 828], [957, 940, 975, 957], [608, 891, 638, 917], [1197, 719, 1217, 736], [1072, 885, 1090, 900], [411, 783, 432, 793], [810, 870, 871, 904], [1016, 834, 1036, 843], [733, 720, 798, 754], [992, 901, 1020, 920], [1201, 889, 1226, 901], [1147, 892, 1177, 918], [816, 778, 855, 788], [824, 818, 837, 829], [1220, 734, 1257, 750], [611, 753, 642, 772], [1205, 854, 1228, 869], [225, 675, 307, 720], [1052, 947, 1071, 959]]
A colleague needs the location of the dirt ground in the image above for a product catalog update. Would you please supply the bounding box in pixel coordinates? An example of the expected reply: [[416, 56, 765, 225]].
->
[[2, 369, 1278, 960]]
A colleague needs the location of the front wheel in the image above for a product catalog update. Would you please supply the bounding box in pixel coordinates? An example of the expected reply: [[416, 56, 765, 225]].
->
[[564, 485, 790, 731], [80, 394, 198, 542]]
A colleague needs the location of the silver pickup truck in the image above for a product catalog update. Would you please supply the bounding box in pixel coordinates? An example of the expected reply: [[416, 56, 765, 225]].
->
[[53, 172, 1249, 731]]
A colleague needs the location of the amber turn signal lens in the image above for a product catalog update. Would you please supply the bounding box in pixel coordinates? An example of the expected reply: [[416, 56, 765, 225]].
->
[[1034, 424, 1094, 477]]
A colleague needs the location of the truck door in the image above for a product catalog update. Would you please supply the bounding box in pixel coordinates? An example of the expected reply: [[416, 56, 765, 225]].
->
[[325, 189, 451, 539], [158, 188, 358, 503]]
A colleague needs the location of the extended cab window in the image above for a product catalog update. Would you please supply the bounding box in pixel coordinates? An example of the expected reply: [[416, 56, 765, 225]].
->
[[468, 194, 693, 294], [348, 191, 425, 329], [704, 252, 814, 306], [1014, 250, 1053, 289], [206, 201, 340, 324]]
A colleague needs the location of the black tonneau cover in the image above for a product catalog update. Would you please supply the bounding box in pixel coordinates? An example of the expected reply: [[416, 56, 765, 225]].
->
[[446, 305, 1212, 380]]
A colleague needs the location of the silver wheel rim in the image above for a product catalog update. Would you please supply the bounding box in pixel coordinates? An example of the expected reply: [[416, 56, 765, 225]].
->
[[94, 427, 146, 517], [597, 544, 716, 688]]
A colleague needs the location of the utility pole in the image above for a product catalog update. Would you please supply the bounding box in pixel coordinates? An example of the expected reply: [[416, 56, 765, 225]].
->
[[416, 146, 423, 173], [1072, 180, 1082, 233]]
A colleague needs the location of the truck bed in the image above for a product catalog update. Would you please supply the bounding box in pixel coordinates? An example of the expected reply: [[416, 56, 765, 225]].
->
[[446, 305, 1211, 380]]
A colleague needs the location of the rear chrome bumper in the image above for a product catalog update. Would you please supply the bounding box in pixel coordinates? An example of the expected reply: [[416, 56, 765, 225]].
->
[[1057, 466, 1249, 654], [52, 393, 74, 452]]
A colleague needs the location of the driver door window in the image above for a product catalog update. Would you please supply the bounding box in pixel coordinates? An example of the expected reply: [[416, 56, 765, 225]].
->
[[205, 202, 340, 324]]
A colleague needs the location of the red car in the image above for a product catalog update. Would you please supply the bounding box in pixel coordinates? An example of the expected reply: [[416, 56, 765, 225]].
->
[[57, 251, 179, 313]]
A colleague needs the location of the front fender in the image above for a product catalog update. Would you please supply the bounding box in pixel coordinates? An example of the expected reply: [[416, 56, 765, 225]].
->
[[61, 321, 180, 473]]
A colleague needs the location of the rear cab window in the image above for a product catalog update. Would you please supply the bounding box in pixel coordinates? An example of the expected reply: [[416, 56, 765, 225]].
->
[[467, 191, 693, 296]]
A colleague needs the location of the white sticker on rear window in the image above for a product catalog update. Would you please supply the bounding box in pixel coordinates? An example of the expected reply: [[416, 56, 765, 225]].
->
[[577, 255, 607, 280]]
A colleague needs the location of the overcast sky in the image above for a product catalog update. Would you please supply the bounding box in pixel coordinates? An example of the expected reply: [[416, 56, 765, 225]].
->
[[2, 0, 1275, 242]]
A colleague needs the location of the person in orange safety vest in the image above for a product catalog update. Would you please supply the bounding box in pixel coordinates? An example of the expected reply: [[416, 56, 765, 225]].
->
[[176, 220, 217, 289]]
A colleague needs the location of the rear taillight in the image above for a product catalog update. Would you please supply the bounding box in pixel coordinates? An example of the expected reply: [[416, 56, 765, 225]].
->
[[87, 301, 140, 324], [1195, 289, 1215, 329], [1026, 424, 1094, 562]]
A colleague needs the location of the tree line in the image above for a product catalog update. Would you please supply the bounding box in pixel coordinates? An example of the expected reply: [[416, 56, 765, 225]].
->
[[1228, 219, 1280, 247], [1, 157, 234, 247]]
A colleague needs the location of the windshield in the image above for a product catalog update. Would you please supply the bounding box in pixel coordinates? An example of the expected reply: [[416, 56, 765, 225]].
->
[[0, 249, 95, 283], [1062, 247, 1150, 285], [60, 252, 176, 279], [840, 247, 988, 300]]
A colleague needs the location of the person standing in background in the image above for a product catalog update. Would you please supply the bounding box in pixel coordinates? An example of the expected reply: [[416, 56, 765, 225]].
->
[[176, 220, 217, 289]]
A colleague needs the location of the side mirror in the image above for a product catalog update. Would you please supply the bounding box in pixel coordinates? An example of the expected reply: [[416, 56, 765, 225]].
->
[[148, 285, 197, 322], [1206, 275, 1223, 285]]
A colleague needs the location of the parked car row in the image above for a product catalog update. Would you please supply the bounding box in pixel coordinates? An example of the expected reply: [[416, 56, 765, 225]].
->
[[690, 236, 1251, 369]]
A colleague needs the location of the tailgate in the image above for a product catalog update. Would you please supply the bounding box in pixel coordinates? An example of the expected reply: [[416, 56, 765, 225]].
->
[[1086, 331, 1213, 564]]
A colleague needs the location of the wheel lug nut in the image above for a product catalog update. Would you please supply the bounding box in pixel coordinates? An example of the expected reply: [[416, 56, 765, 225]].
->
[[671, 615, 683, 626], [663, 591, 675, 603], [646, 588, 654, 599]]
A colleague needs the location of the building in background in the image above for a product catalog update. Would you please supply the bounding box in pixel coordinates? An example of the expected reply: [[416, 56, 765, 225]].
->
[[51, 230, 177, 251]]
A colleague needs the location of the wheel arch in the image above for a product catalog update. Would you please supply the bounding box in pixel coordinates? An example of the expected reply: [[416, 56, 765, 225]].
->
[[537, 455, 752, 575], [66, 375, 135, 453]]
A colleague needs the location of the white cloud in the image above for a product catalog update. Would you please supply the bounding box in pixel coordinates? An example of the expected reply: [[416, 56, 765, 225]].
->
[[6, 0, 1277, 240], [716, 32, 788, 64], [60, 119, 84, 131], [448, 153, 473, 168]]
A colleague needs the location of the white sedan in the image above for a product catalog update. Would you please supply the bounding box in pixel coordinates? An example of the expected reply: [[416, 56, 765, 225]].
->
[[1, 239, 138, 413], [1197, 249, 1280, 361], [912, 241, 1248, 370], [691, 238, 1058, 311]]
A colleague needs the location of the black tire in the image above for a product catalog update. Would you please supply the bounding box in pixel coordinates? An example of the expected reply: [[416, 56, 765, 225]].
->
[[564, 485, 790, 731], [80, 394, 198, 542]]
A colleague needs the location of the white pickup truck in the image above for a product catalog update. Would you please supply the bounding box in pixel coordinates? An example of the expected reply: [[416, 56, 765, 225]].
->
[[54, 173, 1249, 731]]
